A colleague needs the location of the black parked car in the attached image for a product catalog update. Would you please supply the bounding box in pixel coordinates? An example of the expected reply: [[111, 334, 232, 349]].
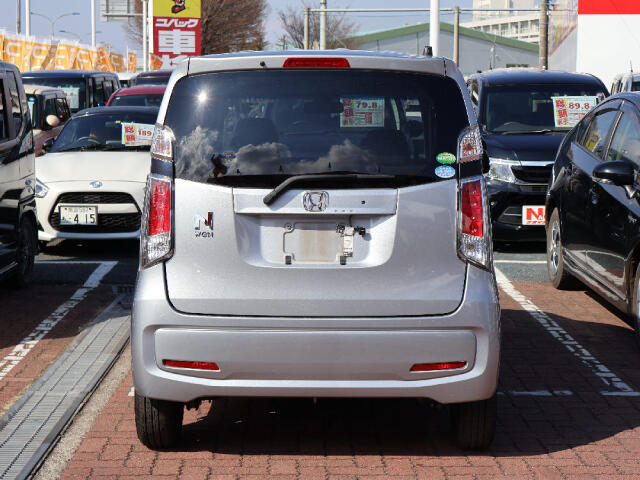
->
[[467, 69, 608, 241], [547, 92, 640, 344], [0, 61, 37, 287], [22, 70, 121, 113]]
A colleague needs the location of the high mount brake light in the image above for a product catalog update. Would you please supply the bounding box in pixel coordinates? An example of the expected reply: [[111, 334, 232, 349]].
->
[[283, 57, 350, 68]]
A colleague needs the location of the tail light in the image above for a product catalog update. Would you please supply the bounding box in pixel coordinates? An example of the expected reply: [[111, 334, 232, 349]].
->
[[456, 125, 491, 269], [140, 125, 174, 268]]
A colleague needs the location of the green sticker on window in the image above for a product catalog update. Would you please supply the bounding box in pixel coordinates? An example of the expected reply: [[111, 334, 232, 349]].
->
[[436, 152, 456, 164]]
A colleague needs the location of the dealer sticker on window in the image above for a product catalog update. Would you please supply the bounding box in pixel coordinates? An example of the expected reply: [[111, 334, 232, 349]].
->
[[551, 96, 598, 128], [340, 97, 384, 128], [121, 123, 155, 146]]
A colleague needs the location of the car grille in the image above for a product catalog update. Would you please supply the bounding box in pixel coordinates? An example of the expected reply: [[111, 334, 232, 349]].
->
[[55, 192, 135, 204], [511, 165, 552, 184], [497, 206, 522, 225], [49, 191, 141, 233]]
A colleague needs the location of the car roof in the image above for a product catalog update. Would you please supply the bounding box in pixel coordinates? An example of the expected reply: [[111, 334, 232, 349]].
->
[[471, 68, 605, 87], [136, 70, 172, 77], [23, 84, 66, 95], [22, 70, 118, 78], [73, 106, 160, 117], [114, 85, 166, 95], [607, 92, 640, 109]]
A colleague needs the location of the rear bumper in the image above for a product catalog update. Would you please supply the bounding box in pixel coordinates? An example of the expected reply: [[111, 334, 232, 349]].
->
[[131, 264, 500, 404]]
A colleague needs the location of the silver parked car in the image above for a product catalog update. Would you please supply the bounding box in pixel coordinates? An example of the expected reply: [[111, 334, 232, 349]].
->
[[132, 51, 501, 450]]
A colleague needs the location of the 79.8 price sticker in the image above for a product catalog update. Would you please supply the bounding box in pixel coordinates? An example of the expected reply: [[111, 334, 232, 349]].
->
[[340, 97, 385, 128]]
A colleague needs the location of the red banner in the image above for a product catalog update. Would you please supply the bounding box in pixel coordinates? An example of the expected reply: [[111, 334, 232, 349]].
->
[[152, 16, 201, 69], [578, 0, 640, 14]]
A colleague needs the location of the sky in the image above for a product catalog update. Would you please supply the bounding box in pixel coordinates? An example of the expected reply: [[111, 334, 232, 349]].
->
[[1, 0, 479, 56]]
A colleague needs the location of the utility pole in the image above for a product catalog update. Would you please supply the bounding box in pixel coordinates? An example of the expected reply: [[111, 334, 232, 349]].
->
[[429, 0, 440, 57], [304, 7, 310, 50], [539, 0, 548, 69], [16, 0, 21, 34], [91, 0, 96, 47], [142, 0, 149, 70], [453, 6, 460, 65], [319, 0, 327, 50], [25, 0, 30, 35]]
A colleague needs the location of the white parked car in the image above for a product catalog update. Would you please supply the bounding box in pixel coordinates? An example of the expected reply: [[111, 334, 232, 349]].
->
[[35, 106, 158, 243]]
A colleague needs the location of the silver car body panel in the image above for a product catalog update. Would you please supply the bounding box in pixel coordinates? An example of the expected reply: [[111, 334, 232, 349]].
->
[[132, 262, 500, 403]]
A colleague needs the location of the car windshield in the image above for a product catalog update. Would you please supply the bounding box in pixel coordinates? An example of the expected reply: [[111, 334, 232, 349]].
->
[[22, 77, 86, 112], [110, 94, 164, 107], [632, 81, 640, 92], [135, 76, 170, 86], [50, 112, 157, 152], [164, 70, 469, 188], [482, 84, 606, 133]]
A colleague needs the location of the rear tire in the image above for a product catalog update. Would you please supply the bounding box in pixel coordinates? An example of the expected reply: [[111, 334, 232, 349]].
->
[[135, 393, 183, 449], [547, 209, 575, 289], [630, 263, 640, 350], [6, 218, 36, 288], [452, 395, 496, 450]]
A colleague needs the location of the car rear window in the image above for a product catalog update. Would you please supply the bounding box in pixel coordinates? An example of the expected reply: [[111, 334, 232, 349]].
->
[[111, 94, 164, 107], [164, 70, 469, 187]]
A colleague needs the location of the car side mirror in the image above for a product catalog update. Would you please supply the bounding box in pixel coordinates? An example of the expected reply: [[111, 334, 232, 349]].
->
[[45, 115, 60, 128], [42, 137, 54, 152], [592, 160, 635, 187]]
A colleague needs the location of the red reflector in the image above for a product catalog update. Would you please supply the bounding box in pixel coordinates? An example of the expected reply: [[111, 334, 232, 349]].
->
[[163, 360, 220, 371], [148, 178, 171, 236], [283, 57, 350, 68], [461, 180, 484, 237], [410, 361, 467, 372]]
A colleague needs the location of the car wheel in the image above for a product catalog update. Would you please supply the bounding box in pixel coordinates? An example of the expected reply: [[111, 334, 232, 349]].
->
[[547, 209, 574, 289], [135, 393, 183, 449], [452, 395, 496, 450], [630, 263, 640, 350], [6, 218, 36, 288]]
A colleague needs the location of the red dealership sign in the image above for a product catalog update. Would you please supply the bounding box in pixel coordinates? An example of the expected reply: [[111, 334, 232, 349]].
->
[[578, 0, 640, 14], [153, 17, 201, 68]]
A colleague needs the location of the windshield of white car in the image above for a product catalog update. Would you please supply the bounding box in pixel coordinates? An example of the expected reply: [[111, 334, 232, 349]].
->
[[50, 112, 157, 153], [482, 84, 606, 134]]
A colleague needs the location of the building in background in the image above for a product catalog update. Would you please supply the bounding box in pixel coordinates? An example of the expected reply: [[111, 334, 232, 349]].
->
[[350, 21, 538, 75], [463, 0, 539, 43], [549, 0, 640, 89]]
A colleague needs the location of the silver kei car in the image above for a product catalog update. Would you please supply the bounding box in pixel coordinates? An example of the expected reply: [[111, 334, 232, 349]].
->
[[132, 51, 501, 450]]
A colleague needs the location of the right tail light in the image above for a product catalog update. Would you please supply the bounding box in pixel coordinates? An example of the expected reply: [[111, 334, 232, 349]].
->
[[456, 125, 492, 269]]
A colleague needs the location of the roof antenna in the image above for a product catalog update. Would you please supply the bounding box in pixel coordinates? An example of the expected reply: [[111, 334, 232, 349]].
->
[[631, 60, 634, 73], [423, 46, 433, 57]]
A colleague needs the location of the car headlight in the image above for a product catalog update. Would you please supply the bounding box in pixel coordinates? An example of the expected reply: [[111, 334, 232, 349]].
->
[[35, 178, 49, 198], [487, 157, 519, 183]]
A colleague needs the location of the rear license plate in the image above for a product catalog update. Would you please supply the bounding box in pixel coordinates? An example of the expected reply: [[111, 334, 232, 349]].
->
[[59, 205, 97, 225], [522, 205, 545, 225]]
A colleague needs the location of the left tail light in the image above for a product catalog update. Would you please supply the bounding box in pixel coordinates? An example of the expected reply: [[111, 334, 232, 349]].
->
[[140, 125, 174, 268]]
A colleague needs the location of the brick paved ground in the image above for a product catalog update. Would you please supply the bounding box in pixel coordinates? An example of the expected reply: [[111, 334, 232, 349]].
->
[[0, 285, 116, 414], [57, 282, 640, 479]]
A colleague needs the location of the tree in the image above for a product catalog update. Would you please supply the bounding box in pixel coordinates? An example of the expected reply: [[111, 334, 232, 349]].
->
[[123, 0, 269, 55], [278, 2, 358, 49], [201, 0, 269, 53]]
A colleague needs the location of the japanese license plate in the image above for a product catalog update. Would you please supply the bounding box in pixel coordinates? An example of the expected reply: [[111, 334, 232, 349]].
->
[[522, 205, 545, 225], [59, 205, 97, 225]]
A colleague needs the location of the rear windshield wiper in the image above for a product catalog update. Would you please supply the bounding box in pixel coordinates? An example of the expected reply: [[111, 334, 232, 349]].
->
[[263, 173, 395, 205]]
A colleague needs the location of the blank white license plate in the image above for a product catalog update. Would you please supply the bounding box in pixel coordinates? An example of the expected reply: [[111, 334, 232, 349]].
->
[[522, 205, 545, 225], [59, 205, 97, 225]]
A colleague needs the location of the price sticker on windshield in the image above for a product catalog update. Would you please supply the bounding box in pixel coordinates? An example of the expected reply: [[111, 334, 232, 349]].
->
[[340, 97, 385, 128], [121, 123, 155, 146], [551, 96, 598, 128]]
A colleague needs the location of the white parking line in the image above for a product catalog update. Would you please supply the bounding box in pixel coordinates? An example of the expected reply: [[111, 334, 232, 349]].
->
[[0, 261, 117, 382], [495, 267, 640, 397]]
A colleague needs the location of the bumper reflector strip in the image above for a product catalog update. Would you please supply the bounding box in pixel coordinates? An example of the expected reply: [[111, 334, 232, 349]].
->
[[410, 361, 467, 372], [163, 359, 220, 371]]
